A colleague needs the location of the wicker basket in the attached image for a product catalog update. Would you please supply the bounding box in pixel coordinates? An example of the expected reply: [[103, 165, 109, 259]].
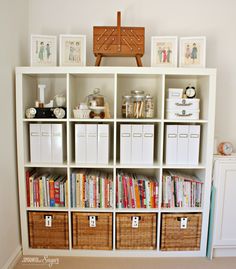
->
[[28, 211, 69, 249], [72, 212, 113, 250], [116, 213, 157, 250], [161, 213, 202, 251]]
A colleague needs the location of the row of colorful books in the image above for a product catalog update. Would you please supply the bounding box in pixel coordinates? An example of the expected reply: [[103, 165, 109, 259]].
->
[[26, 170, 68, 207], [71, 170, 113, 208], [116, 172, 159, 208], [162, 171, 203, 208]]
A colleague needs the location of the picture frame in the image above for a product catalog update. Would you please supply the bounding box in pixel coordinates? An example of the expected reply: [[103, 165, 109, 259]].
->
[[179, 36, 206, 68], [151, 36, 178, 67], [59, 35, 86, 66], [31, 35, 57, 66]]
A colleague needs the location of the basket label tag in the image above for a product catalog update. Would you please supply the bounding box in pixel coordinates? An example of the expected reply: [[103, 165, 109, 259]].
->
[[180, 217, 188, 229], [89, 216, 96, 227], [132, 216, 139, 228], [45, 216, 52, 227]]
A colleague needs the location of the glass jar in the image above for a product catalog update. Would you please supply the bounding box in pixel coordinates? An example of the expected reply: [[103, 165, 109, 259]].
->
[[133, 95, 145, 118], [131, 90, 145, 96], [87, 88, 105, 107], [122, 95, 134, 118], [144, 94, 154, 118]]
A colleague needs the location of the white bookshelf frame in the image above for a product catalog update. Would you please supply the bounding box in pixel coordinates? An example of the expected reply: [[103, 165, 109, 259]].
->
[[16, 66, 216, 257]]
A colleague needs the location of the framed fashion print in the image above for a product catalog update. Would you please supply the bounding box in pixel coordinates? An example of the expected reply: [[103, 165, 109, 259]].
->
[[151, 36, 178, 67], [179, 37, 206, 67], [59, 35, 86, 66], [31, 35, 57, 66]]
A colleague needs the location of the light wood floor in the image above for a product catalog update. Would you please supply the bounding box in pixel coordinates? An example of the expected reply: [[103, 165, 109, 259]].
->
[[14, 256, 236, 269]]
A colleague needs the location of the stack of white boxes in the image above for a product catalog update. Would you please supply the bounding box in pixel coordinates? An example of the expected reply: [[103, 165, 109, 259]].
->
[[165, 125, 201, 165], [30, 124, 64, 163], [120, 124, 154, 164], [166, 88, 200, 120], [75, 124, 109, 164]]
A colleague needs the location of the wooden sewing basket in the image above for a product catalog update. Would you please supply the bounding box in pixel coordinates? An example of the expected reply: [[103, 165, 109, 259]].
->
[[93, 11, 145, 66]]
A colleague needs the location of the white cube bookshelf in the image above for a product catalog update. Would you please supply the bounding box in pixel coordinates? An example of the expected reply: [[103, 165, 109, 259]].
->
[[16, 66, 216, 257]]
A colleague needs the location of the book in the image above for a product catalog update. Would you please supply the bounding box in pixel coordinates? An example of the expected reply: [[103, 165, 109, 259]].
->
[[26, 170, 67, 208], [162, 170, 203, 208], [116, 172, 159, 209]]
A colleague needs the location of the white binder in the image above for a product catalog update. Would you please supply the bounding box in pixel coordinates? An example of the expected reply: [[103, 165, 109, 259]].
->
[[131, 125, 143, 164], [86, 124, 97, 163], [97, 124, 109, 164], [177, 125, 189, 164], [75, 124, 86, 164], [51, 124, 63, 163], [40, 124, 52, 163], [142, 125, 154, 164], [30, 124, 41, 163], [188, 125, 200, 165], [165, 125, 178, 164], [120, 124, 132, 164]]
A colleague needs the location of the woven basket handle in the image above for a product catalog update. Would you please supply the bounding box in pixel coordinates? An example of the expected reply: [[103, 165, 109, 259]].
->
[[177, 217, 190, 222], [131, 216, 141, 220]]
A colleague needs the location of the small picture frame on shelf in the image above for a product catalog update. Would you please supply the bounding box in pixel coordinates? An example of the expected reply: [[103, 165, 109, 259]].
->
[[151, 36, 178, 67], [31, 35, 57, 66], [59, 35, 86, 66], [179, 36, 206, 68]]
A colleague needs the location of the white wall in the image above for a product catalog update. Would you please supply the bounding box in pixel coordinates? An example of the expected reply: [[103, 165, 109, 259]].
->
[[0, 0, 28, 267], [28, 0, 236, 148]]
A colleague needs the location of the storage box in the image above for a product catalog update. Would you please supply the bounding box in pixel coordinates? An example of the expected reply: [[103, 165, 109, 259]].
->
[[161, 213, 202, 251], [72, 212, 112, 250], [116, 213, 157, 250], [28, 211, 69, 249], [168, 88, 184, 99], [166, 98, 200, 110], [166, 109, 200, 120], [166, 98, 200, 120]]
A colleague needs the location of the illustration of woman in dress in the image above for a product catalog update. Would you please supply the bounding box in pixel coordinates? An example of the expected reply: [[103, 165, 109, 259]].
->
[[157, 46, 163, 63], [69, 42, 75, 62], [75, 41, 81, 63], [162, 48, 167, 63], [38, 42, 44, 62], [46, 43, 51, 60], [167, 47, 172, 63], [191, 43, 198, 63], [185, 44, 191, 59]]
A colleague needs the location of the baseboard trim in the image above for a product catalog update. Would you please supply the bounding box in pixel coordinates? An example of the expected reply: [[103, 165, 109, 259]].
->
[[2, 245, 22, 269]]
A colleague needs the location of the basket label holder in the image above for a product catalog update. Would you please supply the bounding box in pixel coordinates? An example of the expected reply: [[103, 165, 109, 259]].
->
[[89, 216, 97, 227], [132, 216, 139, 228], [180, 217, 188, 229], [45, 215, 52, 227]]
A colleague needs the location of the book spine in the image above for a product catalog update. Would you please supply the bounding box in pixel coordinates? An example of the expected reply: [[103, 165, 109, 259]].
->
[[76, 173, 80, 208], [60, 182, 64, 207], [135, 180, 141, 208], [54, 180, 59, 207], [49, 179, 55, 207], [35, 178, 40, 207], [46, 177, 50, 207], [109, 178, 113, 207], [65, 180, 68, 208], [39, 177, 43, 207], [30, 176, 34, 207], [26, 170, 30, 207]]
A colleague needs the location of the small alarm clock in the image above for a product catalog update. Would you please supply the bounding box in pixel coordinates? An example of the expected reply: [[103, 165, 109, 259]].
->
[[218, 142, 233, 156], [185, 86, 196, 98]]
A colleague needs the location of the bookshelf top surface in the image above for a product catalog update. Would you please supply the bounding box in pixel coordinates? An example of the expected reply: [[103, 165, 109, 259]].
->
[[15, 66, 217, 76]]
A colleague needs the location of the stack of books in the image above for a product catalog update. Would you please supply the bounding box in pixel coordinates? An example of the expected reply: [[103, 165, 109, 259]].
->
[[26, 170, 67, 208], [116, 172, 159, 208], [162, 171, 203, 208], [71, 170, 113, 208]]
